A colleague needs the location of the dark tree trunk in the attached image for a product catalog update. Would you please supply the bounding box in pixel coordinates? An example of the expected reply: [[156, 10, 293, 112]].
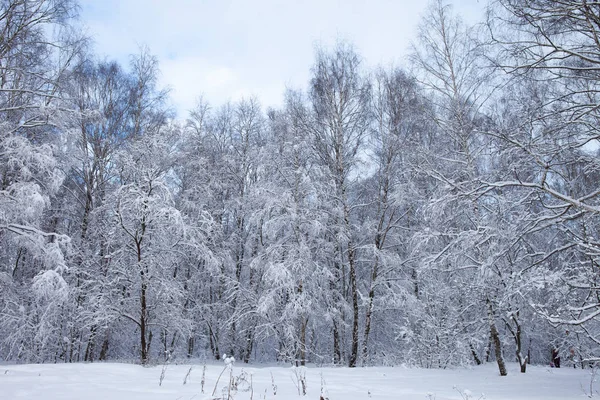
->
[[361, 255, 378, 365], [488, 299, 507, 376], [84, 325, 97, 362], [469, 343, 482, 365], [333, 320, 341, 364], [490, 321, 506, 376], [98, 332, 109, 361], [299, 316, 308, 366], [345, 201, 359, 368], [208, 322, 220, 360], [243, 327, 254, 363], [187, 336, 194, 358], [138, 238, 149, 365], [505, 311, 527, 373], [348, 244, 359, 368], [140, 279, 148, 364]]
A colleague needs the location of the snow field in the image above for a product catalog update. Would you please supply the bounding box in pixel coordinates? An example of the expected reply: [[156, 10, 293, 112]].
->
[[0, 362, 594, 400]]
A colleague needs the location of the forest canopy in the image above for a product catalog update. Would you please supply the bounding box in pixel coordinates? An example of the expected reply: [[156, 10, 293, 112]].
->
[[1, 0, 599, 374]]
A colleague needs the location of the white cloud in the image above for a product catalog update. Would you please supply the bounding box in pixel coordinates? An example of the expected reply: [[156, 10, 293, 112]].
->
[[205, 67, 237, 89], [79, 0, 486, 118], [159, 57, 239, 114]]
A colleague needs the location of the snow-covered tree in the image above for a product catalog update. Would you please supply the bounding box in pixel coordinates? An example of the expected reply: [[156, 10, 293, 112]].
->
[[0, 0, 82, 362]]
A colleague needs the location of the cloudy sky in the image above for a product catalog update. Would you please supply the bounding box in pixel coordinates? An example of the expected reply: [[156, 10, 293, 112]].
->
[[79, 0, 485, 116]]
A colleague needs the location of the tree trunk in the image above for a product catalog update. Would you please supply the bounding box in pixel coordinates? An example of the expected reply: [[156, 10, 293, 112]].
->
[[99, 332, 109, 361], [505, 312, 527, 373], [516, 317, 526, 373], [488, 299, 507, 376], [490, 321, 506, 375], [345, 201, 359, 368], [469, 343, 482, 365], [208, 323, 220, 360], [243, 327, 254, 363], [361, 255, 379, 365], [299, 316, 308, 366], [331, 250, 342, 365], [485, 333, 492, 363], [138, 238, 149, 365], [333, 320, 341, 364], [84, 325, 97, 362], [348, 244, 359, 368], [140, 278, 148, 365], [187, 336, 194, 358]]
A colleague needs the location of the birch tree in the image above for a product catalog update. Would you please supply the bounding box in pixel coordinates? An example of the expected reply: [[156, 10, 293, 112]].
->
[[308, 42, 371, 367]]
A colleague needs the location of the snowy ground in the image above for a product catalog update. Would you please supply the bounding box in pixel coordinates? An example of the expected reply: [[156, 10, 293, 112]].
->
[[1, 361, 596, 399]]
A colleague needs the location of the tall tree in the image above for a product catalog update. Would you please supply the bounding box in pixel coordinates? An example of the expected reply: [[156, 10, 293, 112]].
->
[[62, 58, 132, 362], [411, 0, 508, 374], [360, 67, 431, 364], [307, 42, 371, 367], [0, 0, 83, 362], [485, 0, 600, 364]]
